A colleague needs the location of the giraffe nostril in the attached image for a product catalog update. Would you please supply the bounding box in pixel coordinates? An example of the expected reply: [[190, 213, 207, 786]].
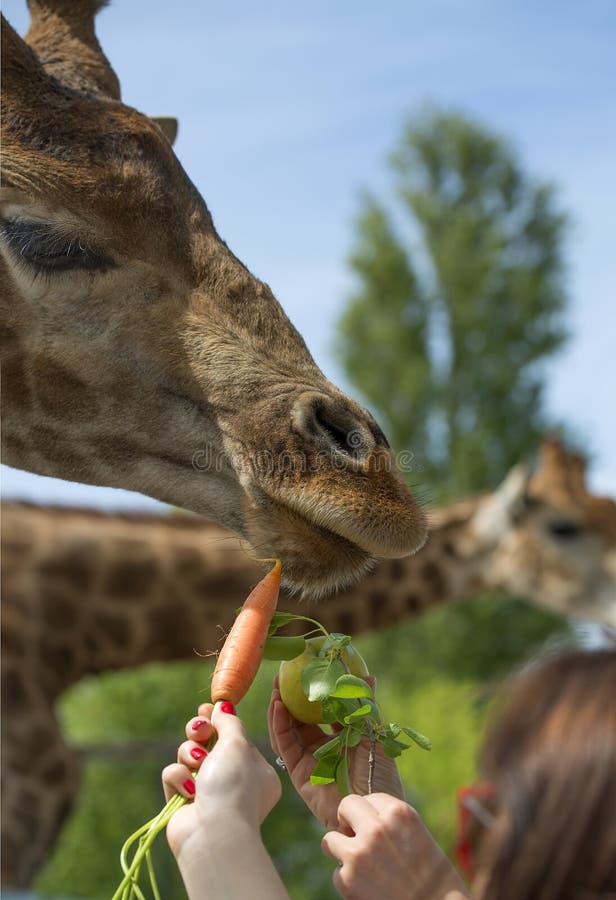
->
[[292, 392, 381, 464], [314, 406, 359, 456]]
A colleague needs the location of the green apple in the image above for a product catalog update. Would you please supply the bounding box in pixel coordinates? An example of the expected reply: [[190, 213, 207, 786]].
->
[[279, 635, 369, 725]]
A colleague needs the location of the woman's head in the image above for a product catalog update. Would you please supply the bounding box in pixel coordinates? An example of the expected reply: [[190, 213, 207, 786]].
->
[[478, 647, 616, 900]]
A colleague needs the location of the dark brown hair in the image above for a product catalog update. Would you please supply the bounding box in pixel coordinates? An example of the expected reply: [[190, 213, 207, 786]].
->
[[477, 648, 616, 900]]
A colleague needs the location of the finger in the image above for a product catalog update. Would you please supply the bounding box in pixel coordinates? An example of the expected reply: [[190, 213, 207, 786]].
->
[[196, 701, 214, 719], [177, 740, 209, 771], [186, 715, 214, 745], [361, 792, 405, 815], [270, 699, 301, 770], [337, 794, 380, 833], [275, 697, 328, 753], [267, 686, 282, 755], [161, 763, 196, 802], [271, 698, 326, 772], [210, 700, 249, 741], [255, 755, 283, 815], [321, 829, 353, 863]]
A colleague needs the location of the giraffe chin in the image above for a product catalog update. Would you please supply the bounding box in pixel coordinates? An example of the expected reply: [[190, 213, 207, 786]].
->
[[243, 498, 377, 600]]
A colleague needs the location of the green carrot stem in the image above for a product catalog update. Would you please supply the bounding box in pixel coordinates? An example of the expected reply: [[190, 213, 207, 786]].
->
[[112, 791, 188, 900], [119, 816, 157, 875], [145, 847, 161, 900]]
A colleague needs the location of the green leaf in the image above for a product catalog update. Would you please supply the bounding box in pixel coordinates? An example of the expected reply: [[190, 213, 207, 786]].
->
[[331, 675, 373, 699], [310, 758, 338, 785], [301, 658, 345, 702], [320, 697, 351, 724], [335, 758, 351, 797], [313, 735, 343, 761], [386, 723, 401, 738], [343, 704, 372, 724], [310, 773, 336, 785], [381, 737, 405, 758], [262, 636, 306, 660], [344, 728, 363, 748], [363, 699, 382, 723], [401, 726, 432, 751], [267, 612, 307, 635], [329, 633, 352, 648]]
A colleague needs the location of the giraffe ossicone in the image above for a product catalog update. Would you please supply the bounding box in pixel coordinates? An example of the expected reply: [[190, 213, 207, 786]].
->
[[0, 1, 426, 597]]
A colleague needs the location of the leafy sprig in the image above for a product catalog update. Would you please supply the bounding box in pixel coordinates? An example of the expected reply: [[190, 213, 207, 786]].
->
[[264, 613, 431, 791]]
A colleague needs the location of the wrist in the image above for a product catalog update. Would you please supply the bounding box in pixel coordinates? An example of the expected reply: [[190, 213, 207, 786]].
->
[[177, 812, 287, 900], [180, 807, 261, 859]]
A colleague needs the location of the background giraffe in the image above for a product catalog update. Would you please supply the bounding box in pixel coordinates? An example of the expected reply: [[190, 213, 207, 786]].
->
[[2, 439, 615, 886]]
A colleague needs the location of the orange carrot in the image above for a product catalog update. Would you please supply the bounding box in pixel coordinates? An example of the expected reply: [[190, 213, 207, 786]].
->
[[211, 560, 282, 706]]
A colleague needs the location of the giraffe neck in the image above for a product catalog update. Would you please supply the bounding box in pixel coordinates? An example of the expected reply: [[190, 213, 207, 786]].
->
[[2, 497, 488, 701]]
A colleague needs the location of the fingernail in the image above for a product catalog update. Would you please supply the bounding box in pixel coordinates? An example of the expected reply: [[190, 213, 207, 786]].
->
[[190, 747, 207, 761], [182, 778, 196, 796], [191, 719, 205, 731], [220, 701, 236, 715]]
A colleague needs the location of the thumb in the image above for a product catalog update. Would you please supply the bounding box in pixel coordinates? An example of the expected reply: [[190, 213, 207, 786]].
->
[[211, 701, 248, 742]]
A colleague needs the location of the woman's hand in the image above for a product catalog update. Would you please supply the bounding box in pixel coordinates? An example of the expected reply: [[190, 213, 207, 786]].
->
[[322, 794, 470, 900], [267, 676, 405, 831], [163, 700, 282, 858], [162, 701, 288, 900]]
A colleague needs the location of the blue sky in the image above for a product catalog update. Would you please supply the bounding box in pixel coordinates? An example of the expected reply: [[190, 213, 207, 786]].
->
[[2, 0, 615, 510]]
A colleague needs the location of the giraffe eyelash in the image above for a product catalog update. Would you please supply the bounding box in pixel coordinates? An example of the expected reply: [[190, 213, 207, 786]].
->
[[0, 217, 116, 275]]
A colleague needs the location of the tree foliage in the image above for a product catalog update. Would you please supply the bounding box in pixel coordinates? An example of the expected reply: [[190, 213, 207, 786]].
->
[[338, 109, 569, 499]]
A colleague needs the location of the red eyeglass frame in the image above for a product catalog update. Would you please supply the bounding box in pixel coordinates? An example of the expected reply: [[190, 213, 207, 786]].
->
[[455, 782, 496, 883]]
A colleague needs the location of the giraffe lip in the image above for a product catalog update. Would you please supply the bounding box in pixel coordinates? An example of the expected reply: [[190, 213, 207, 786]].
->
[[249, 479, 426, 560], [246, 484, 377, 561], [244, 488, 376, 597]]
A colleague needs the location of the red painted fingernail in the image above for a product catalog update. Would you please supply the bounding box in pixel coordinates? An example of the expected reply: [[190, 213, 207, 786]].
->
[[182, 778, 196, 796], [220, 701, 236, 715], [190, 747, 207, 761], [191, 719, 205, 731]]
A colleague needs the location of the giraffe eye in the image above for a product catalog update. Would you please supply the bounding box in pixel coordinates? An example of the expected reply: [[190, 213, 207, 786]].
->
[[548, 519, 581, 539], [0, 218, 115, 274]]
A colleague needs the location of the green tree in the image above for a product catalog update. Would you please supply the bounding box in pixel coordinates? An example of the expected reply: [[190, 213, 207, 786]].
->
[[338, 109, 569, 499]]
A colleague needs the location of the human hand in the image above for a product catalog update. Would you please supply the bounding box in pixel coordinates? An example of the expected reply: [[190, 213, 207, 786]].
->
[[162, 700, 282, 859], [267, 676, 405, 831], [322, 794, 470, 900]]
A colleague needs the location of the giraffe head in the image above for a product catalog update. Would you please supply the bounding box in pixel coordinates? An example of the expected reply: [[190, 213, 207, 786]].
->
[[473, 437, 616, 626], [0, 3, 426, 595]]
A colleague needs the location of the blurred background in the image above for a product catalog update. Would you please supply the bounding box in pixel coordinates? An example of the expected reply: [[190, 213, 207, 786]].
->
[[2, 1, 615, 897]]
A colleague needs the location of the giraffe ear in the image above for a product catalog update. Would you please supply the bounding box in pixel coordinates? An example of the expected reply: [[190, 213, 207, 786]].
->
[[472, 463, 530, 541], [151, 116, 178, 146]]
